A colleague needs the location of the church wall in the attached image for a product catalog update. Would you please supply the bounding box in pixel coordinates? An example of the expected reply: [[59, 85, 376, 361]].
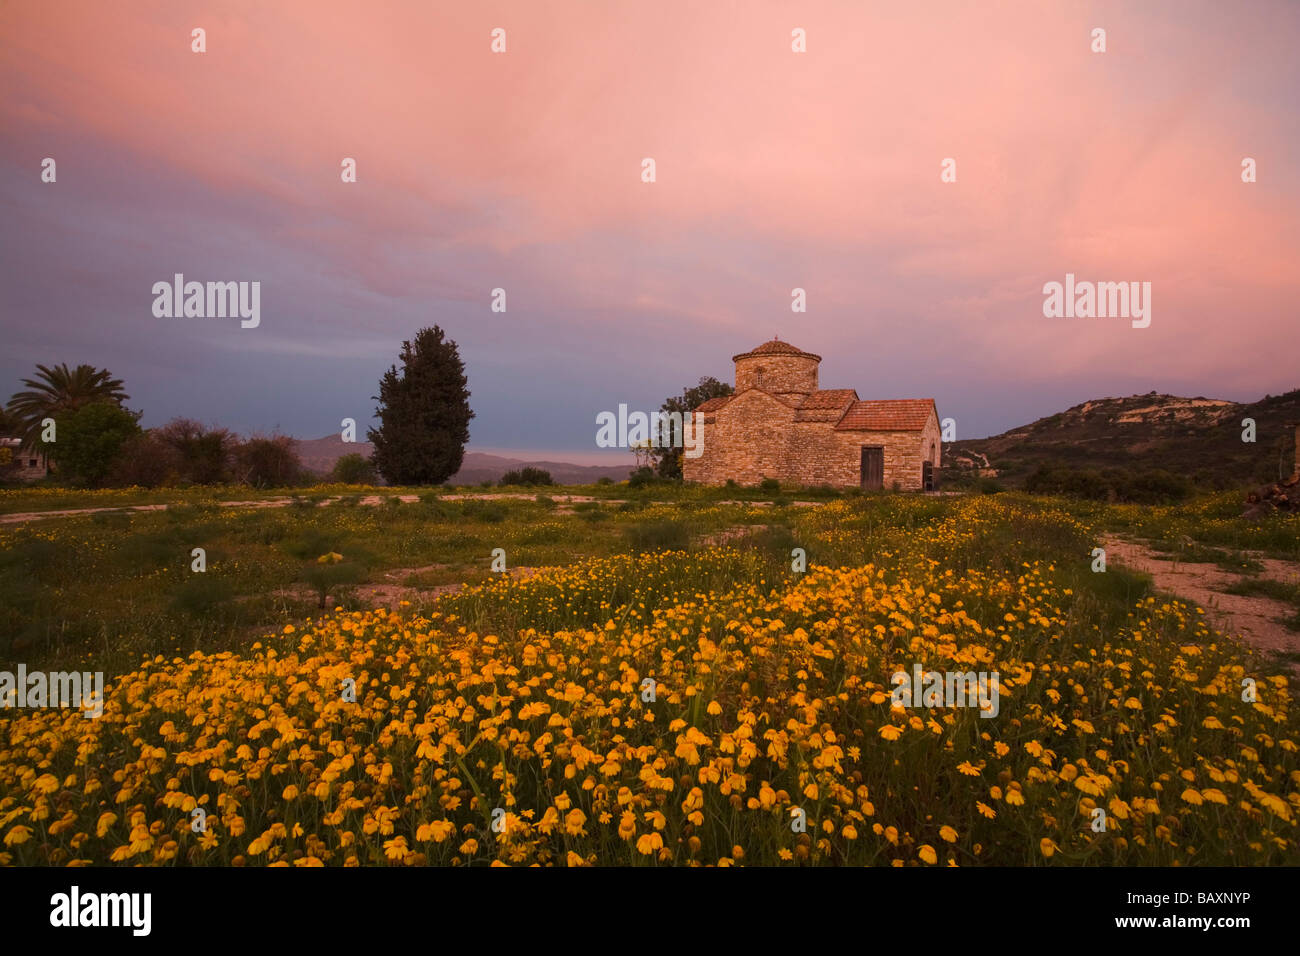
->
[[684, 390, 796, 485], [734, 354, 818, 395]]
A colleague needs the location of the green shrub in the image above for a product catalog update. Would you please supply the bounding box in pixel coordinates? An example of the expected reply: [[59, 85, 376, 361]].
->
[[235, 435, 304, 488], [1025, 464, 1192, 504], [500, 467, 553, 487], [628, 467, 662, 489], [50, 402, 142, 488], [330, 453, 377, 485]]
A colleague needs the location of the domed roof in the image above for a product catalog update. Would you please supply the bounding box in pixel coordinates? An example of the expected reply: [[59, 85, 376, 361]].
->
[[732, 338, 821, 363]]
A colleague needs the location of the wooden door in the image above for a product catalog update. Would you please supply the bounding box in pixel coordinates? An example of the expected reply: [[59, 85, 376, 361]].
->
[[860, 446, 884, 489]]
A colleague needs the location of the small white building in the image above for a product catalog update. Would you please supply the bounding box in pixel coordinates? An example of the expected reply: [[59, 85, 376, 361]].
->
[[1, 437, 48, 482]]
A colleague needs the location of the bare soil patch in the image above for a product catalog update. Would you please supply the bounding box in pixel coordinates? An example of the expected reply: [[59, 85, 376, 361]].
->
[[1102, 534, 1300, 672]]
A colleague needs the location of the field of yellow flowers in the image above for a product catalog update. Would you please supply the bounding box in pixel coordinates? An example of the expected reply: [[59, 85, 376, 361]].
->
[[1, 494, 1296, 865]]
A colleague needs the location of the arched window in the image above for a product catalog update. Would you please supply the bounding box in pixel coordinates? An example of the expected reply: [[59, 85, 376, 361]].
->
[[755, 367, 765, 387]]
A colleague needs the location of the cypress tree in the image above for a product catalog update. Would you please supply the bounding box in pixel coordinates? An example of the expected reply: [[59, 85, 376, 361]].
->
[[368, 326, 474, 485]]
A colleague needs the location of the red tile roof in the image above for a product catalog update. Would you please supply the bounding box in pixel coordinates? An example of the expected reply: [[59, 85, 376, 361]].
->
[[834, 399, 936, 432], [695, 396, 731, 413], [732, 339, 822, 363], [799, 388, 858, 410]]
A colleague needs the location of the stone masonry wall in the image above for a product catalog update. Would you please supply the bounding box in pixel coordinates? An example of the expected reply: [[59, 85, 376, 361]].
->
[[734, 355, 818, 396], [684, 390, 796, 485], [827, 428, 922, 489], [921, 415, 941, 469], [684, 405, 942, 490]]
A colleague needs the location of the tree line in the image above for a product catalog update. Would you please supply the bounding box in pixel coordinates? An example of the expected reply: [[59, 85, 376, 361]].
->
[[1, 325, 475, 489], [3, 325, 730, 490]]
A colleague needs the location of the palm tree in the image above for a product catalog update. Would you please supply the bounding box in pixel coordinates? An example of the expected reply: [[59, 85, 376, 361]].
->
[[7, 363, 129, 450]]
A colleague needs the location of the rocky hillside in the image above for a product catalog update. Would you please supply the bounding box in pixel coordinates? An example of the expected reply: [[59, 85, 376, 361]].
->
[[943, 389, 1300, 490]]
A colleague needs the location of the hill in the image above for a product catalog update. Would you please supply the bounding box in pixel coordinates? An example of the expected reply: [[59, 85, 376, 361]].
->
[[943, 388, 1300, 490], [291, 435, 634, 485]]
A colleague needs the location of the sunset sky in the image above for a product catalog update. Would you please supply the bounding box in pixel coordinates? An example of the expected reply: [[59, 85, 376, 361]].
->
[[2, 0, 1297, 460]]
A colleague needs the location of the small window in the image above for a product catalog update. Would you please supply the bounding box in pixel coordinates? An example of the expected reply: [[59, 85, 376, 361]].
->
[[756, 368, 765, 387], [28, 459, 37, 467]]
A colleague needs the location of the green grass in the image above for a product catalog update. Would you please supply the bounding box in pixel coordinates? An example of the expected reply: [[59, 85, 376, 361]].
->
[[2, 486, 1296, 684], [4, 487, 1298, 867], [0, 494, 778, 673]]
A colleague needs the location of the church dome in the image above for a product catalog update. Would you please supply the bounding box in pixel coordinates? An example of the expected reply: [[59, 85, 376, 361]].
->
[[731, 339, 822, 363]]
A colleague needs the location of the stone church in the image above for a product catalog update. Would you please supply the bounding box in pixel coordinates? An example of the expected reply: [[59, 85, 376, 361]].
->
[[683, 339, 941, 491]]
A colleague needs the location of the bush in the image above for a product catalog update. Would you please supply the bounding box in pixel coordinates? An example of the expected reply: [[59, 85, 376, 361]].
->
[[107, 431, 184, 488], [628, 467, 658, 489], [153, 419, 234, 484], [500, 467, 553, 487], [49, 402, 142, 487], [1124, 468, 1193, 504], [330, 452, 378, 485], [1024, 464, 1192, 504], [234, 435, 304, 488]]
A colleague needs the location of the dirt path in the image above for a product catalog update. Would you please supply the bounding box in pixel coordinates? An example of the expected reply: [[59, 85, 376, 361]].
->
[[0, 493, 824, 524], [1102, 535, 1300, 672]]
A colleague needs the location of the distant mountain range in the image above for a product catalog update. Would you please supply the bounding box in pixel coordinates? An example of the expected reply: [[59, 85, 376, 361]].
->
[[292, 435, 634, 485], [943, 389, 1300, 488]]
